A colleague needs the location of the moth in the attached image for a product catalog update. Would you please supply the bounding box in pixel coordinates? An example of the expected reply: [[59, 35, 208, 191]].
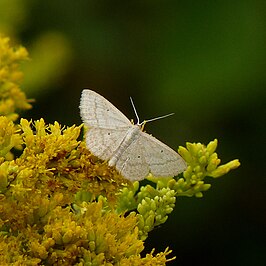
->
[[80, 89, 186, 181]]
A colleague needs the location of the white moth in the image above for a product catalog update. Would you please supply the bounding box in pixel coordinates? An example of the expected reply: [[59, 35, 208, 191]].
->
[[80, 89, 187, 181]]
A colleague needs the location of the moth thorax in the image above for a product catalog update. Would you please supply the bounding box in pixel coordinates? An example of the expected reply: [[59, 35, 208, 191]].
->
[[108, 126, 140, 167]]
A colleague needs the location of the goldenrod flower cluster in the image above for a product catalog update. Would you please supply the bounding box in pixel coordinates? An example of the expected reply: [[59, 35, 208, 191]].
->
[[0, 36, 31, 121], [0, 35, 240, 265]]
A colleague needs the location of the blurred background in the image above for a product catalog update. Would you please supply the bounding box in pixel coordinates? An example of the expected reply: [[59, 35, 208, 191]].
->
[[1, 0, 265, 265]]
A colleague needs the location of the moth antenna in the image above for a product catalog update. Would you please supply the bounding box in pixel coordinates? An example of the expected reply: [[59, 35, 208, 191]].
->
[[130, 97, 140, 125], [140, 113, 175, 125]]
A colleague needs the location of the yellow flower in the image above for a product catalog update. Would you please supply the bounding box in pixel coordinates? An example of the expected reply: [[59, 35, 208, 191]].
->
[[0, 116, 22, 159], [0, 36, 31, 121]]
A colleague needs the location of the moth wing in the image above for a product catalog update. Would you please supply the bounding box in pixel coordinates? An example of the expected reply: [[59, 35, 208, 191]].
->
[[80, 89, 131, 129], [139, 132, 187, 177], [85, 127, 130, 161]]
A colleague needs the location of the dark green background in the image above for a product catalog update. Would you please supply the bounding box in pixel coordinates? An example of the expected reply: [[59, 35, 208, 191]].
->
[[2, 1, 265, 265]]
